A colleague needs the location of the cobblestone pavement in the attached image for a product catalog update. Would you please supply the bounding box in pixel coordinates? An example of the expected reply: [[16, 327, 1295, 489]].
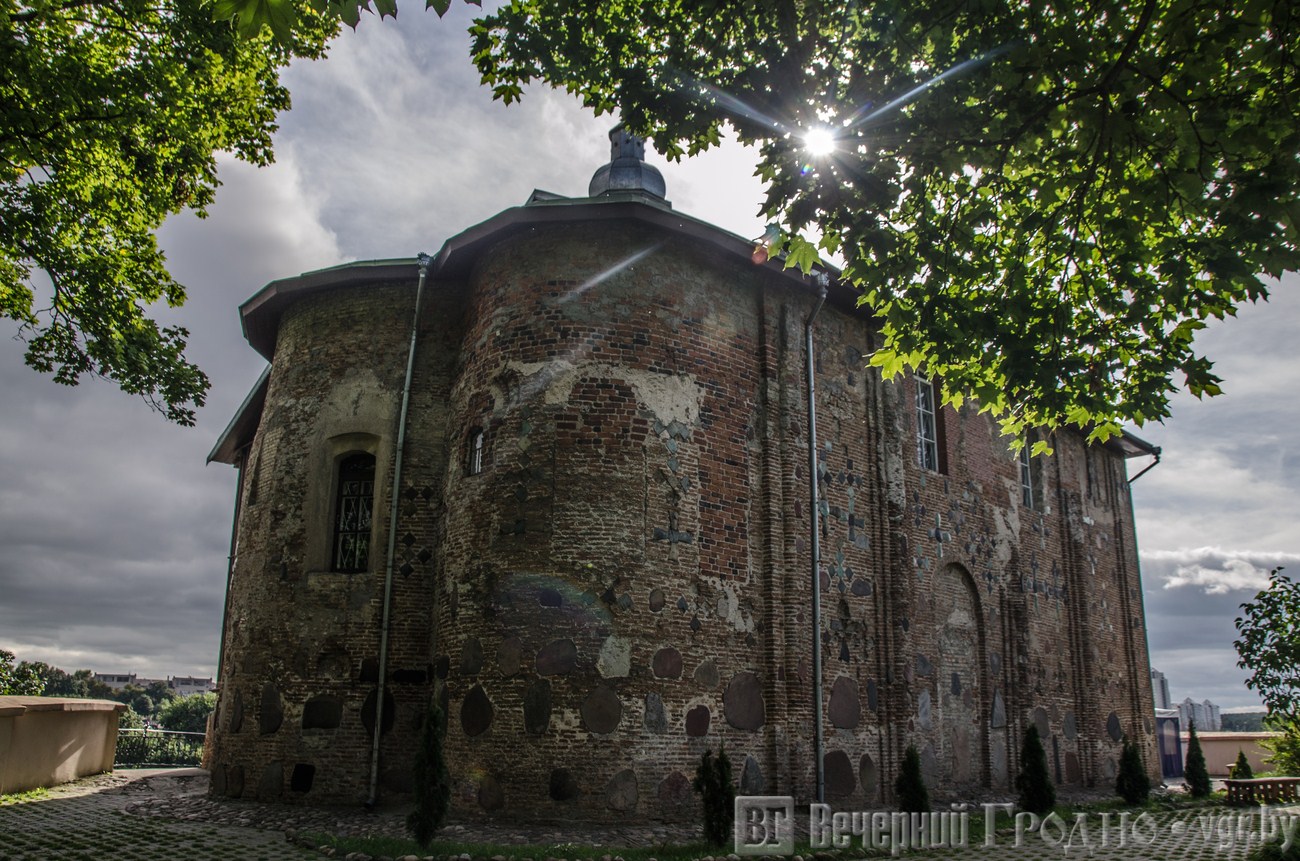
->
[[0, 769, 316, 861], [0, 769, 1296, 861]]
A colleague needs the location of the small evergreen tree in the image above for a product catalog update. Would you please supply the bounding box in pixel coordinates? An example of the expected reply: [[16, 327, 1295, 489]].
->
[[692, 746, 736, 847], [1185, 718, 1212, 798], [1233, 749, 1254, 779], [406, 702, 451, 848], [894, 744, 930, 813], [1116, 736, 1151, 805], [1015, 724, 1056, 814]]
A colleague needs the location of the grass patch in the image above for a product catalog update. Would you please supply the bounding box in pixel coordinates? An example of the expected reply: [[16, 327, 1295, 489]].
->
[[0, 786, 50, 806]]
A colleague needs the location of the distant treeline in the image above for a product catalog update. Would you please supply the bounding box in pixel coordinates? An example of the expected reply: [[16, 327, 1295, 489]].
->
[[1220, 712, 1269, 732], [1, 649, 214, 733]]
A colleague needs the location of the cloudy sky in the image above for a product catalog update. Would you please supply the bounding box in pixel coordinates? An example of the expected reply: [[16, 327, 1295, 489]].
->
[[2, 6, 1295, 710]]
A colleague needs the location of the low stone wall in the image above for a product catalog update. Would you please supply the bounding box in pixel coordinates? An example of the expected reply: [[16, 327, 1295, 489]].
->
[[1181, 731, 1281, 776], [0, 696, 124, 794]]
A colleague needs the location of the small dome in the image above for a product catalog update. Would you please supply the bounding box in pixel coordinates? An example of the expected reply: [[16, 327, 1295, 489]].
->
[[588, 126, 667, 199]]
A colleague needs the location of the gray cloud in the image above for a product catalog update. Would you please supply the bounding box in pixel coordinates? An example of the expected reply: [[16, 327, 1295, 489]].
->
[[1139, 548, 1297, 707], [1131, 277, 1300, 710]]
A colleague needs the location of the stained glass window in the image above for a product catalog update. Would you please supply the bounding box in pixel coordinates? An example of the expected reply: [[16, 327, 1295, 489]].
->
[[333, 453, 374, 572]]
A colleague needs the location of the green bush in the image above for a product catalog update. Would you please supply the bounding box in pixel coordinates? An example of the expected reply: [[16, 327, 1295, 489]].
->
[[406, 702, 451, 848], [894, 744, 930, 813], [692, 746, 735, 847], [119, 705, 144, 730], [1015, 725, 1056, 814], [1116, 736, 1151, 805], [1261, 719, 1300, 775], [158, 692, 216, 734], [1250, 837, 1300, 861], [114, 729, 202, 767], [1234, 749, 1254, 779], [1185, 719, 1212, 797]]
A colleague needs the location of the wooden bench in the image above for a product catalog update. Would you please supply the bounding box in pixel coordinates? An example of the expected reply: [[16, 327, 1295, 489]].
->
[[1224, 776, 1300, 805]]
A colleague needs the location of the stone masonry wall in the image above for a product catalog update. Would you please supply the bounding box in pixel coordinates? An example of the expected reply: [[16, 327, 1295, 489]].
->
[[210, 208, 1158, 818]]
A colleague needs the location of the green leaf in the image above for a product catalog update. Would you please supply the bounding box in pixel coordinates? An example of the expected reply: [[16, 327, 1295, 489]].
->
[[783, 236, 819, 275]]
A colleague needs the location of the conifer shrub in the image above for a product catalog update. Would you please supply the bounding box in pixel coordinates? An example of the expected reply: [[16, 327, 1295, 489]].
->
[[407, 702, 451, 848], [1184, 719, 1212, 798], [894, 744, 930, 813], [1116, 735, 1151, 806], [1234, 749, 1254, 779], [693, 746, 736, 847], [1252, 836, 1300, 861], [1015, 724, 1056, 814]]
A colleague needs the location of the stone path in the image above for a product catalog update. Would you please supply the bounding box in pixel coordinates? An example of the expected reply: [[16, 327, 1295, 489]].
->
[[0, 769, 1296, 861], [0, 769, 315, 861]]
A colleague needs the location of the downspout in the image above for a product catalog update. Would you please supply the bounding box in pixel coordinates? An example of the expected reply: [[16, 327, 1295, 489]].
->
[[216, 446, 248, 687], [1127, 447, 1161, 484], [368, 252, 433, 808], [806, 271, 829, 804]]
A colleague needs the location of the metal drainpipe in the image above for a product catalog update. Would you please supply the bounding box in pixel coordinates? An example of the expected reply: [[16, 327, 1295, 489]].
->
[[367, 252, 432, 808], [1127, 447, 1161, 483], [806, 271, 829, 804], [215, 446, 248, 688]]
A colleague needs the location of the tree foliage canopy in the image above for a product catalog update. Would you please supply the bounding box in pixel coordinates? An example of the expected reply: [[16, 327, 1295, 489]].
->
[[0, 648, 43, 695], [1235, 567, 1300, 724], [158, 691, 217, 734], [1, 0, 331, 423], [221, 0, 1297, 440]]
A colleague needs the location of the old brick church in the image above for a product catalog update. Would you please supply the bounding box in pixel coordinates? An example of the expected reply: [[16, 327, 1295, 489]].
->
[[207, 129, 1159, 818]]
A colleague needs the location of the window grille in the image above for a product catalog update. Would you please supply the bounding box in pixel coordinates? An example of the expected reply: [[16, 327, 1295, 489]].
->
[[332, 453, 375, 572]]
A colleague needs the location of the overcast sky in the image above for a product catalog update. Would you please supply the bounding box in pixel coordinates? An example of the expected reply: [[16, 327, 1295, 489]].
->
[[2, 6, 1295, 710]]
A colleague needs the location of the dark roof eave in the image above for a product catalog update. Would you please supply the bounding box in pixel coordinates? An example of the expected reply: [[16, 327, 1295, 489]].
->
[[1117, 429, 1161, 459], [207, 368, 271, 465], [240, 259, 420, 359], [236, 198, 852, 362]]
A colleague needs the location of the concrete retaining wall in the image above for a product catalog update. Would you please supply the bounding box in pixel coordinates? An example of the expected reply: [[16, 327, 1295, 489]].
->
[[0, 696, 124, 794], [1183, 731, 1282, 776]]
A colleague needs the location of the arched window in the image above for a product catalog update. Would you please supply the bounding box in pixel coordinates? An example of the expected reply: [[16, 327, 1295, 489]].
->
[[1019, 433, 1045, 511], [915, 376, 945, 472], [467, 428, 485, 475], [332, 453, 375, 572], [1020, 441, 1035, 509]]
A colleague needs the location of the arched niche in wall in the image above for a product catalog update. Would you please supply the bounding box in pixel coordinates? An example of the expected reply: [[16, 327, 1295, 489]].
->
[[936, 561, 990, 791], [304, 432, 384, 573]]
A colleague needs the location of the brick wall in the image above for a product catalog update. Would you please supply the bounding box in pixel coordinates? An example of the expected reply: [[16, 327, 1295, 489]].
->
[[209, 211, 1158, 818]]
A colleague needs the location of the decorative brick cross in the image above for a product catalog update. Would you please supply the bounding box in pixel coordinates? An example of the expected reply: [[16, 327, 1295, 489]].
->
[[928, 514, 952, 558]]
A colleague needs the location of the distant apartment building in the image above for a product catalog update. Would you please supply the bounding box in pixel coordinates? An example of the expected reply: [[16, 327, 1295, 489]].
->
[[92, 672, 213, 696], [1151, 669, 1172, 710], [1178, 697, 1222, 731], [92, 673, 138, 690], [168, 676, 215, 697]]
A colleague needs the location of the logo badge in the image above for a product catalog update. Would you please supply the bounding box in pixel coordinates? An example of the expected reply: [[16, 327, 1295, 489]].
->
[[735, 795, 795, 856]]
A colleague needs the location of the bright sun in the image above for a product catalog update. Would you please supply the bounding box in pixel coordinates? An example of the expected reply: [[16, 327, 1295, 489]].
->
[[804, 127, 837, 156]]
